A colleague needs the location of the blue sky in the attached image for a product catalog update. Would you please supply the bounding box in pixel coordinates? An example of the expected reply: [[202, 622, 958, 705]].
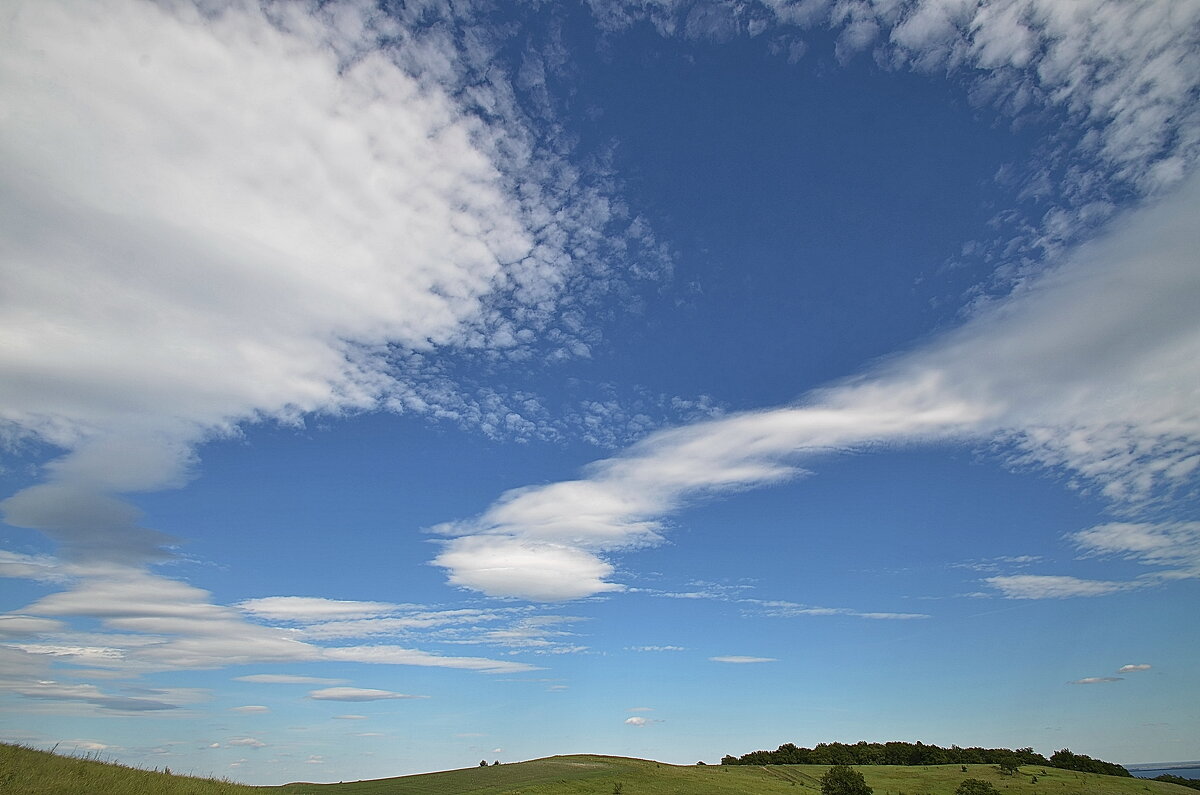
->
[[1, 0, 1199, 785]]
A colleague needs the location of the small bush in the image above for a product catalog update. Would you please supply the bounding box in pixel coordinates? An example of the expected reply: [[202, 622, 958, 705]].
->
[[956, 779, 1000, 795]]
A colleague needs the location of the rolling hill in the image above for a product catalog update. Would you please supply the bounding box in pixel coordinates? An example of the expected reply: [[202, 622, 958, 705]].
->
[[4, 743, 1196, 794]]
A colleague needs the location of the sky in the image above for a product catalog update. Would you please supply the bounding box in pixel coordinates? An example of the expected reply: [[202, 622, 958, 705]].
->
[[1, 0, 1198, 785]]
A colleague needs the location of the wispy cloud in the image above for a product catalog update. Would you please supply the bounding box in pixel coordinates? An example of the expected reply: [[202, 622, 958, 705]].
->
[[1069, 677, 1123, 685], [592, 0, 1200, 264], [1118, 664, 1152, 674], [237, 598, 415, 622], [0, 558, 540, 709], [8, 680, 179, 712], [709, 656, 777, 664], [988, 522, 1200, 598], [985, 575, 1134, 600], [749, 600, 929, 621], [435, 174, 1200, 600], [232, 675, 347, 686]]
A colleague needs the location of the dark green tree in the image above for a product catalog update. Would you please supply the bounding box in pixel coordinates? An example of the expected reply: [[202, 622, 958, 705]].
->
[[955, 779, 1000, 795], [997, 759, 1020, 775], [820, 764, 873, 795]]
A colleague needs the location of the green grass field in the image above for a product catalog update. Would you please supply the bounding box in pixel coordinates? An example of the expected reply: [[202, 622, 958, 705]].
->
[[4, 743, 1196, 795]]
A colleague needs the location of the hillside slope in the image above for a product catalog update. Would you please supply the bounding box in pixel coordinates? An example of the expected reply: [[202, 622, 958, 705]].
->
[[0, 743, 265, 794]]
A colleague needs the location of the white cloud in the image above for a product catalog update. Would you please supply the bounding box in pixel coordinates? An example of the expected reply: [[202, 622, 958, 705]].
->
[[627, 646, 686, 652], [230, 705, 270, 714], [435, 536, 625, 601], [323, 645, 539, 674], [1118, 664, 1152, 673], [62, 740, 113, 752], [237, 598, 410, 622], [0, 551, 70, 583], [0, 0, 528, 464], [5, 679, 178, 712], [227, 737, 267, 749], [985, 574, 1134, 600], [709, 656, 777, 664], [0, 615, 66, 637], [629, 1, 1200, 199], [624, 716, 661, 727], [0, 0, 665, 621], [1069, 677, 1123, 685], [435, 174, 1200, 600], [232, 674, 347, 685], [5, 565, 542, 686], [988, 522, 1200, 599], [1073, 522, 1200, 574], [750, 600, 929, 620], [308, 687, 426, 702]]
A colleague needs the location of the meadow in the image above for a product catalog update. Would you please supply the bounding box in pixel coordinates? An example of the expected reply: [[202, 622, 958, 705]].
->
[[3, 743, 1196, 794]]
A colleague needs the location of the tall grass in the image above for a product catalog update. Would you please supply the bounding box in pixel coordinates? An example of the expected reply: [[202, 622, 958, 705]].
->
[[0, 742, 264, 794]]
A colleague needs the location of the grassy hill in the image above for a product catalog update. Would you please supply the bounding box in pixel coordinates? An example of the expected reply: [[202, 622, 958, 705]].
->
[[4, 743, 1196, 795], [0, 742, 265, 794], [275, 756, 1199, 795]]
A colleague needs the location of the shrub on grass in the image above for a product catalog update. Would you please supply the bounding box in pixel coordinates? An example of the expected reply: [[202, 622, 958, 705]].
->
[[820, 764, 873, 795]]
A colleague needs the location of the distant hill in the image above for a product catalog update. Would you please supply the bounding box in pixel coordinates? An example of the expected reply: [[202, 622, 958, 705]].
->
[[4, 743, 1197, 794]]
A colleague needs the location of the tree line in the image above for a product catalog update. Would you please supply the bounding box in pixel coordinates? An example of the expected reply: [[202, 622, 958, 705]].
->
[[720, 741, 1130, 777]]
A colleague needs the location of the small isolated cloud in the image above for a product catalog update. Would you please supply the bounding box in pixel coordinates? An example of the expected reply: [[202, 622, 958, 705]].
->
[[63, 740, 112, 751], [227, 737, 266, 748], [624, 716, 662, 727], [627, 645, 686, 652], [305, 755, 324, 764], [1118, 664, 1152, 673], [629, 707, 654, 712], [307, 687, 426, 702], [333, 715, 368, 720], [1069, 677, 1123, 685], [230, 705, 269, 714], [709, 655, 777, 664]]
